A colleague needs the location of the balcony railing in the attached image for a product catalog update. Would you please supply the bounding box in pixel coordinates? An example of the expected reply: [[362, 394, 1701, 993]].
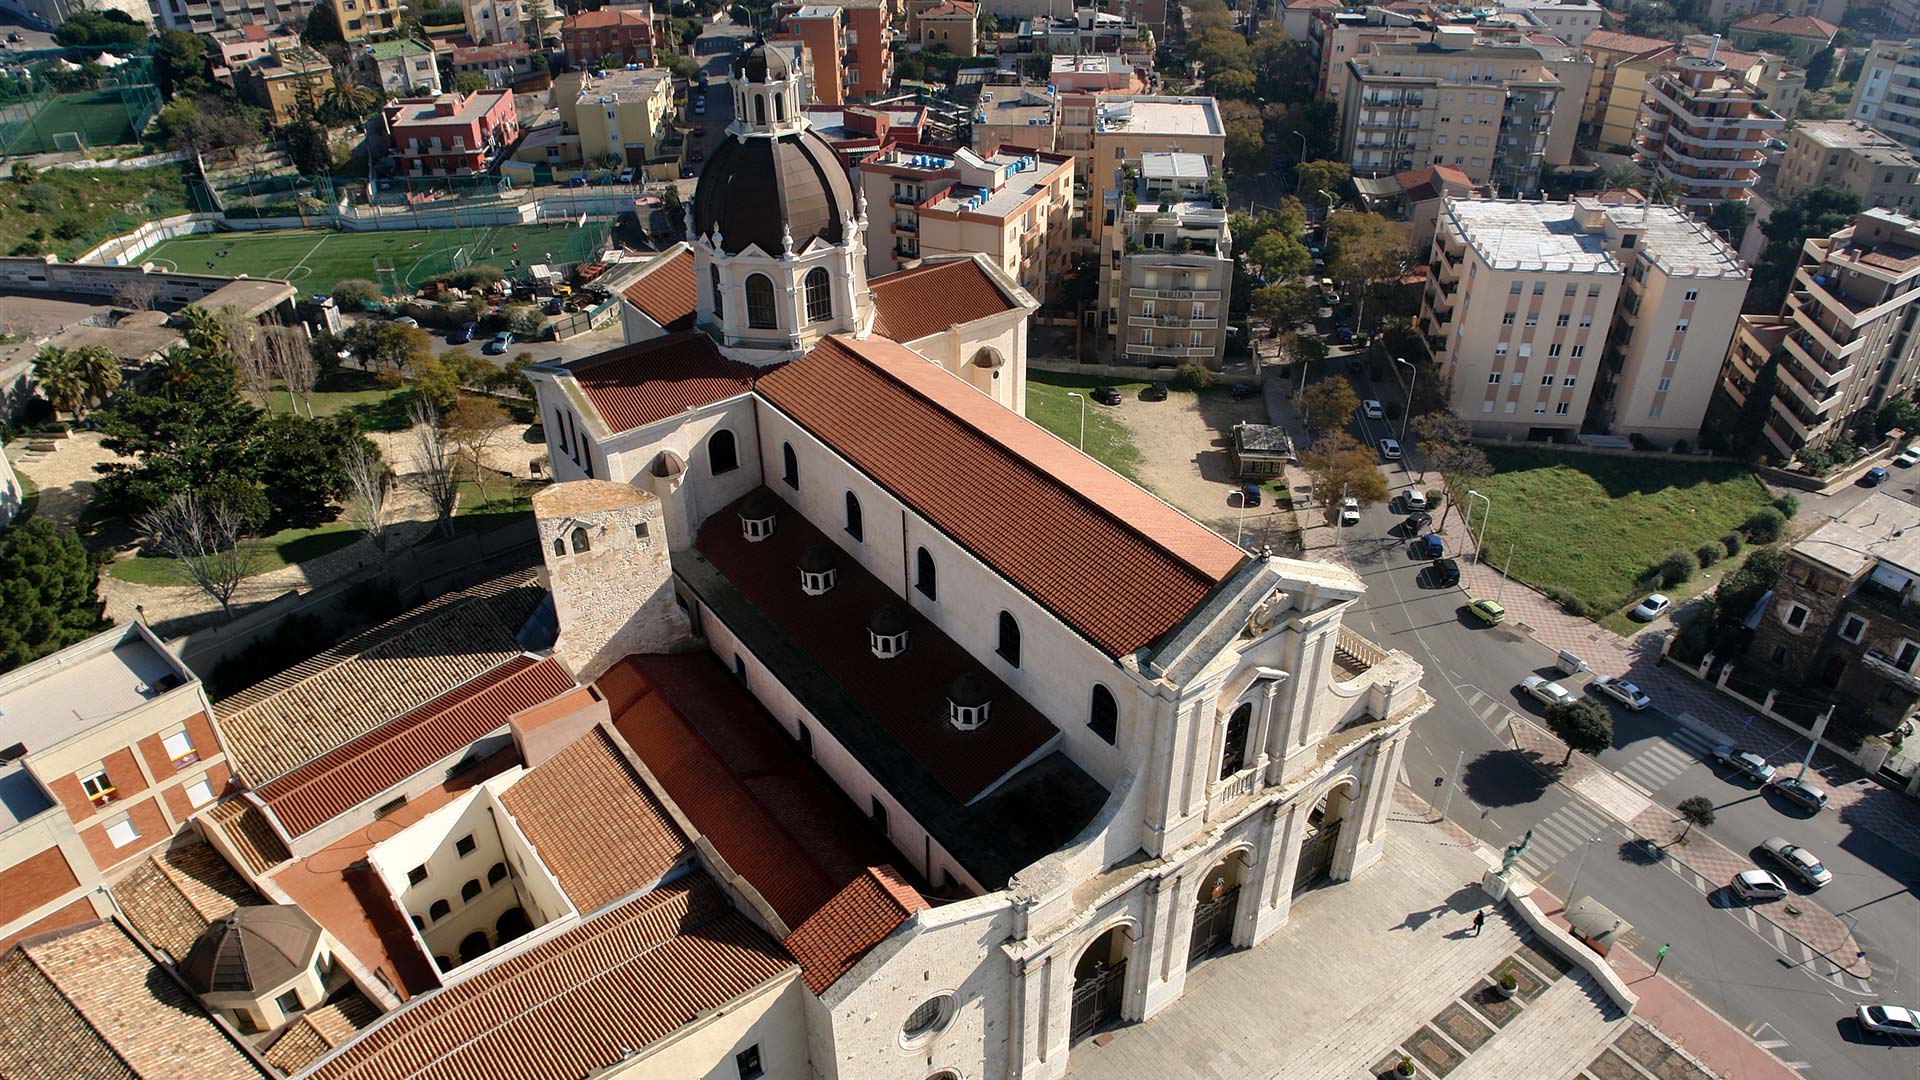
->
[[1864, 648, 1920, 692]]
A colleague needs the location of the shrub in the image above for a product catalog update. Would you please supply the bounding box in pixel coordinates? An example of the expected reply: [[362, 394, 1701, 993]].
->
[[1659, 549, 1698, 587], [206, 474, 271, 535], [1673, 438, 1690, 453], [1425, 489, 1443, 512], [1170, 364, 1213, 391], [1722, 532, 1743, 558], [447, 264, 504, 291], [1556, 591, 1588, 617], [506, 304, 545, 338], [1744, 506, 1787, 543], [1696, 542, 1720, 568], [332, 278, 382, 309], [1628, 433, 1653, 450], [1773, 493, 1799, 518]]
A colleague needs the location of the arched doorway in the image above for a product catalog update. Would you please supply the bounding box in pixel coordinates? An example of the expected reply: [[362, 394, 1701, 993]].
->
[[458, 931, 490, 964], [496, 907, 532, 943], [1189, 854, 1246, 965], [1070, 925, 1132, 1042], [1294, 780, 1355, 893]]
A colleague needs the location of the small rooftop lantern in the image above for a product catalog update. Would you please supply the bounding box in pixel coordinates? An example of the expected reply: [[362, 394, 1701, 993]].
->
[[868, 604, 910, 659], [740, 492, 780, 542]]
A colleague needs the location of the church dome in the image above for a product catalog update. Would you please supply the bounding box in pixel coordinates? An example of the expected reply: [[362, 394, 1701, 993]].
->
[[181, 905, 324, 995], [732, 42, 794, 83]]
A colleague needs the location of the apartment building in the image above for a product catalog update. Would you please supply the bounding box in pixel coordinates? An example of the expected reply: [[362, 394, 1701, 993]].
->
[[209, 23, 299, 83], [1707, 0, 1845, 27], [557, 67, 675, 165], [560, 7, 659, 67], [461, 0, 537, 46], [775, 0, 892, 102], [1060, 94, 1224, 193], [1582, 29, 1678, 148], [1591, 37, 1791, 153], [1051, 53, 1142, 92], [151, 0, 304, 32], [330, 0, 404, 41], [231, 44, 334, 124], [451, 40, 539, 88], [1311, 11, 1429, 106], [381, 89, 521, 176], [1338, 30, 1566, 196], [917, 0, 978, 52], [1728, 13, 1838, 65], [1499, 0, 1602, 46], [1420, 196, 1749, 445], [1849, 40, 1920, 152], [861, 143, 1075, 299], [1777, 120, 1920, 211], [970, 84, 1059, 156], [1727, 208, 1920, 459], [782, 5, 847, 104], [0, 624, 233, 949], [1013, 8, 1151, 55], [1098, 151, 1234, 367], [359, 36, 441, 96], [1633, 47, 1786, 212]]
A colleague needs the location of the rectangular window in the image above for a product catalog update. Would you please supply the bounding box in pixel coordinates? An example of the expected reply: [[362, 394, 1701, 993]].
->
[[1509, 281, 1523, 295], [407, 865, 429, 886], [1524, 314, 1537, 326], [1648, 403, 1663, 419], [1571, 345, 1584, 358], [1534, 402, 1547, 413], [1532, 282, 1546, 296], [106, 814, 139, 848], [1503, 401, 1516, 413], [1510, 372, 1524, 384], [80, 768, 115, 807], [870, 798, 889, 836], [1548, 344, 1562, 357], [1587, 285, 1601, 298], [186, 778, 216, 807], [1481, 400, 1495, 412], [1676, 320, 1689, 334], [1541, 374, 1554, 386], [1494, 343, 1508, 356], [1785, 603, 1809, 630], [1579, 314, 1593, 327], [1556, 314, 1570, 327], [1563, 375, 1577, 386], [1666, 348, 1680, 364], [1564, 284, 1577, 297], [736, 1047, 765, 1080], [1555, 402, 1569, 414], [1840, 614, 1868, 642], [1503, 312, 1515, 325], [1489, 372, 1503, 384], [1684, 289, 1698, 302], [456, 834, 476, 857], [162, 729, 196, 767]]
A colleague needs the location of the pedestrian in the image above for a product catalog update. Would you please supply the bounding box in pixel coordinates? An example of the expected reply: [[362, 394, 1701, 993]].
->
[[1471, 911, 1486, 936]]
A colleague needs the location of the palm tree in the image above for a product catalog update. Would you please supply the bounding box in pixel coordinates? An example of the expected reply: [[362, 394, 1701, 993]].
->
[[1602, 162, 1639, 193], [324, 69, 377, 122], [155, 346, 199, 399], [179, 305, 226, 356], [73, 345, 122, 411], [32, 345, 83, 421], [1646, 175, 1683, 207]]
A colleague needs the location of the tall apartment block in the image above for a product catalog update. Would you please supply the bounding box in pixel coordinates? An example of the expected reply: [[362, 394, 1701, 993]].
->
[[1420, 196, 1749, 444], [1850, 40, 1920, 152], [331, 0, 404, 40], [1776, 120, 1920, 212], [1337, 29, 1566, 196], [775, 0, 892, 102], [1633, 47, 1786, 212], [151, 0, 305, 32], [1097, 151, 1234, 367], [860, 143, 1076, 300], [1721, 208, 1920, 459]]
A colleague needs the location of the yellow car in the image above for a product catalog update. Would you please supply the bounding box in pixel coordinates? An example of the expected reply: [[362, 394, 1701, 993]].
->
[[1467, 599, 1505, 625]]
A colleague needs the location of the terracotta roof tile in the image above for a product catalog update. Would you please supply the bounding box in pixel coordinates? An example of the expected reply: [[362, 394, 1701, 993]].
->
[[869, 258, 1022, 343], [261, 992, 378, 1075], [563, 7, 652, 28], [564, 331, 760, 435], [619, 248, 697, 331], [1583, 29, 1669, 54], [756, 335, 1242, 655], [205, 798, 292, 876], [782, 866, 922, 993], [305, 876, 794, 1080], [112, 843, 263, 962], [255, 656, 575, 838], [1731, 12, 1835, 36], [499, 725, 690, 914]]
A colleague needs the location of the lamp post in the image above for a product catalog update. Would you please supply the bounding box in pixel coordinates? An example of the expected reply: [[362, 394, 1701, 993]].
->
[[1465, 489, 1491, 564], [1496, 542, 1516, 605], [1394, 355, 1417, 471], [1566, 834, 1604, 907], [1066, 391, 1085, 450], [1289, 129, 1308, 192]]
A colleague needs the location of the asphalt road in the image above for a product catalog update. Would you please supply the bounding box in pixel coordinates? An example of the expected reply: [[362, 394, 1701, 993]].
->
[[1319, 364, 1920, 1079]]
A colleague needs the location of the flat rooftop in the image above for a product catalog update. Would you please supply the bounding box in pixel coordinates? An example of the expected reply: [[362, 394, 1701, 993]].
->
[[387, 89, 511, 127], [1795, 119, 1919, 156], [0, 627, 186, 758], [1605, 202, 1747, 279], [1443, 199, 1618, 273], [578, 66, 670, 102], [1097, 97, 1223, 137], [928, 150, 1068, 217], [1795, 492, 1920, 577], [1143, 150, 1208, 180]]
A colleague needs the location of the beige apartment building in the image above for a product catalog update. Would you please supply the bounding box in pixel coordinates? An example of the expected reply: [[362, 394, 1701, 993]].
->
[[1337, 30, 1568, 196], [331, 0, 404, 40], [554, 66, 679, 174], [1723, 208, 1920, 459], [1777, 120, 1920, 211], [1421, 196, 1749, 444], [1848, 40, 1920, 153], [1634, 48, 1786, 212], [861, 143, 1075, 300], [969, 85, 1058, 157], [1068, 94, 1224, 191], [1098, 151, 1234, 367]]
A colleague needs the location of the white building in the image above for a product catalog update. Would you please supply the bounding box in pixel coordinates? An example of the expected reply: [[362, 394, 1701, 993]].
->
[[1850, 39, 1920, 153]]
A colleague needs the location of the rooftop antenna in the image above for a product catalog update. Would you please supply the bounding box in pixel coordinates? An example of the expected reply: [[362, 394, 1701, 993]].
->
[[1706, 34, 1720, 63]]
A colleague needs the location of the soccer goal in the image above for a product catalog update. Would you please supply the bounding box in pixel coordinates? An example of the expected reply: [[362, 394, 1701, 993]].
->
[[50, 131, 85, 153], [371, 255, 402, 299]]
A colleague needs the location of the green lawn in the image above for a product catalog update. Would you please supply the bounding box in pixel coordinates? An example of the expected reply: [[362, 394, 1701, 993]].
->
[[2, 90, 141, 155], [141, 221, 611, 297], [1468, 447, 1775, 616], [1025, 370, 1150, 481], [267, 374, 415, 431], [451, 471, 540, 537], [110, 519, 363, 586]]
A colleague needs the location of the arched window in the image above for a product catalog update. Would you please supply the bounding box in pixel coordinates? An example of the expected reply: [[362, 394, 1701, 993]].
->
[[429, 899, 451, 922], [552, 538, 566, 557], [754, 93, 767, 124], [782, 442, 799, 489], [487, 862, 508, 886], [745, 274, 778, 329], [997, 611, 1021, 667], [709, 428, 739, 474], [916, 547, 937, 600], [1220, 702, 1253, 780], [461, 879, 482, 902], [775, 93, 786, 121], [1089, 685, 1118, 744], [844, 491, 863, 540], [569, 526, 590, 554], [710, 264, 724, 319], [805, 266, 832, 322]]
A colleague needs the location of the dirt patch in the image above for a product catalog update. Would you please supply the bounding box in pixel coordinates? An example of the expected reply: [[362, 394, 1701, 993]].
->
[[1111, 389, 1275, 544], [9, 429, 122, 530]]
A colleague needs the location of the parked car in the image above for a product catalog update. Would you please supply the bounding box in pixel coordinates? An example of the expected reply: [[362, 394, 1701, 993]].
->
[[561, 176, 588, 188], [394, 316, 419, 327], [617, 166, 638, 183], [1731, 869, 1789, 903], [1339, 497, 1361, 528], [1898, 447, 1920, 467], [1142, 381, 1168, 401], [690, 147, 705, 162], [450, 321, 477, 344], [1330, 325, 1354, 344], [1589, 676, 1650, 711], [1713, 745, 1777, 784], [1769, 775, 1829, 812], [1630, 594, 1671, 621], [1403, 489, 1428, 511], [485, 331, 514, 354], [694, 98, 707, 114], [1239, 483, 1262, 507], [1431, 558, 1461, 588], [1760, 837, 1833, 887], [1467, 597, 1504, 624], [692, 124, 707, 136], [1864, 466, 1890, 486], [1520, 674, 1574, 708], [1403, 511, 1432, 535], [1855, 1005, 1920, 1038], [1362, 399, 1384, 420], [1230, 382, 1261, 400], [1091, 385, 1122, 406], [1417, 532, 1444, 558], [1379, 438, 1402, 460]]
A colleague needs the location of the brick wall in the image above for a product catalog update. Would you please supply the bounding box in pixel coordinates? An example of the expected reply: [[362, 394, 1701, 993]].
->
[[0, 847, 83, 926], [76, 798, 168, 873], [0, 897, 99, 952], [47, 746, 149, 825]]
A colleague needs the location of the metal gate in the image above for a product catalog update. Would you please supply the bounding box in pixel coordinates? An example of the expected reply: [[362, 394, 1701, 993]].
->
[[1070, 960, 1128, 1042], [1188, 885, 1240, 965], [1294, 822, 1340, 894]]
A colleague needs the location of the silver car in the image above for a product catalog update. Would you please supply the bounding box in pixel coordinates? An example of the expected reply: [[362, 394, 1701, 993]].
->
[[1589, 676, 1650, 711], [1761, 837, 1833, 888], [1521, 675, 1574, 708], [1712, 745, 1776, 784], [1731, 868, 1788, 902], [1857, 1004, 1920, 1038]]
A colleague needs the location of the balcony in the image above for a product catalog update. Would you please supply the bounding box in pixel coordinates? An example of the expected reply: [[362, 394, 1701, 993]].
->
[[1864, 648, 1920, 693], [1774, 356, 1840, 414], [1794, 270, 1874, 328], [892, 219, 918, 234], [1129, 287, 1222, 300], [1768, 395, 1822, 441], [1780, 331, 1854, 387], [1208, 764, 1261, 819], [1787, 300, 1862, 359], [1128, 314, 1219, 328], [1128, 343, 1215, 358]]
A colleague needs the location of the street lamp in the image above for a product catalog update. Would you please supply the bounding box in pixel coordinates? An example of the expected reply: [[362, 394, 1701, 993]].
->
[[1393, 355, 1417, 470], [1465, 489, 1491, 564], [1066, 391, 1086, 451], [1496, 542, 1516, 605], [1566, 834, 1604, 908]]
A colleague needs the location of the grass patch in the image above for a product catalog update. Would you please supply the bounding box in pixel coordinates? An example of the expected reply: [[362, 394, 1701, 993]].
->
[[0, 163, 198, 261], [109, 519, 362, 586], [1025, 370, 1151, 481], [451, 471, 541, 536], [11, 468, 36, 523], [1469, 446, 1774, 617], [268, 373, 415, 431], [2, 89, 142, 155]]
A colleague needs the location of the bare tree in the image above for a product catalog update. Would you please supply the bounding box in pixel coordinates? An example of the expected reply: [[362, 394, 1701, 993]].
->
[[409, 398, 461, 539], [443, 394, 510, 503], [223, 314, 276, 410], [112, 278, 157, 315], [265, 324, 316, 417], [342, 439, 391, 552], [138, 492, 260, 618]]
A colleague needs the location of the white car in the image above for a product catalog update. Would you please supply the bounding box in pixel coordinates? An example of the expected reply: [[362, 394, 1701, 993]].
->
[[1361, 399, 1384, 420], [1520, 675, 1575, 708], [1403, 489, 1428, 511], [394, 316, 419, 328], [1589, 675, 1650, 711], [1713, 745, 1777, 783], [1340, 497, 1361, 528], [1857, 1004, 1920, 1038], [1630, 594, 1672, 621], [1379, 438, 1402, 460], [1761, 837, 1834, 888], [617, 166, 638, 183], [1731, 868, 1788, 902], [1897, 447, 1920, 467]]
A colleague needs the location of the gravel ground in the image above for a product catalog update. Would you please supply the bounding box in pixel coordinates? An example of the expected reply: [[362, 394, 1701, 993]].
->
[[9, 428, 114, 529], [1108, 389, 1290, 550]]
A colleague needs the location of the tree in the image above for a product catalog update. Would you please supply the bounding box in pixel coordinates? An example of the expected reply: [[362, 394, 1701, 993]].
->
[[1544, 699, 1612, 766], [268, 325, 317, 417], [1206, 68, 1256, 100], [93, 349, 263, 517], [444, 394, 510, 501], [1412, 412, 1489, 532], [453, 72, 492, 94], [52, 10, 147, 46], [112, 278, 157, 313], [257, 414, 367, 526], [1281, 331, 1328, 374], [522, 0, 553, 42], [346, 320, 433, 376], [1805, 47, 1836, 91], [322, 68, 379, 123], [409, 399, 461, 538], [139, 491, 261, 618], [1707, 200, 1750, 245], [1251, 282, 1316, 337], [1247, 230, 1312, 281], [409, 356, 463, 410], [1645, 175, 1682, 207], [343, 438, 392, 552], [1188, 28, 1250, 76], [331, 279, 382, 309], [1299, 432, 1389, 518], [1301, 378, 1361, 437], [1658, 548, 1698, 587], [152, 28, 210, 97], [73, 345, 122, 412], [1326, 212, 1408, 333], [1749, 187, 1862, 314], [302, 0, 344, 44], [0, 518, 106, 674], [32, 345, 83, 421], [1601, 161, 1640, 193], [1674, 795, 1716, 842], [1294, 160, 1352, 208], [1217, 98, 1266, 173], [179, 305, 227, 356]]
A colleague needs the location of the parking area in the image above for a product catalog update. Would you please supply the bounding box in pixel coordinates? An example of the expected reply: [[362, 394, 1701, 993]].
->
[[1103, 384, 1282, 545]]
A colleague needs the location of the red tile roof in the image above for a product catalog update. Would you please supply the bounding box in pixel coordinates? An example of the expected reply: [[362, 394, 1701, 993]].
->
[[620, 248, 697, 332], [498, 725, 690, 914], [255, 656, 575, 838], [565, 331, 759, 435], [305, 875, 795, 1080], [1731, 12, 1836, 37], [562, 8, 653, 29], [783, 866, 923, 993], [1583, 29, 1669, 54], [757, 335, 1243, 655], [870, 258, 1023, 343]]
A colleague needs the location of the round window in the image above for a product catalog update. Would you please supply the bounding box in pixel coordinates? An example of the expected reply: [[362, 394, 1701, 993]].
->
[[901, 994, 955, 1043]]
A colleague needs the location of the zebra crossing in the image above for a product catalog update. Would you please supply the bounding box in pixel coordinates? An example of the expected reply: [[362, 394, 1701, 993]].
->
[[1512, 800, 1618, 882], [1652, 852, 1877, 996], [1614, 727, 1716, 793]]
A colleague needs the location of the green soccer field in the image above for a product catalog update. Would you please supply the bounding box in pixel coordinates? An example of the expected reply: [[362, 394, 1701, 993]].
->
[[139, 222, 607, 297], [1, 89, 140, 154]]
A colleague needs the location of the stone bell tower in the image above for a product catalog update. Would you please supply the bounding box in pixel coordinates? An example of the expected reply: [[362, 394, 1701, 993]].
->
[[533, 480, 691, 682]]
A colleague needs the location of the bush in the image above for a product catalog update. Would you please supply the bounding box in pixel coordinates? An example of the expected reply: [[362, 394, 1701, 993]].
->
[[1722, 532, 1743, 558], [1550, 589, 1588, 617], [1744, 506, 1787, 543], [206, 474, 271, 534], [1172, 363, 1214, 391], [506, 304, 545, 338], [1696, 542, 1720, 568], [1673, 438, 1691, 453], [1658, 548, 1698, 587], [1628, 433, 1653, 450], [1425, 489, 1443, 512], [1773, 493, 1799, 518], [332, 278, 382, 309], [446, 264, 504, 291]]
